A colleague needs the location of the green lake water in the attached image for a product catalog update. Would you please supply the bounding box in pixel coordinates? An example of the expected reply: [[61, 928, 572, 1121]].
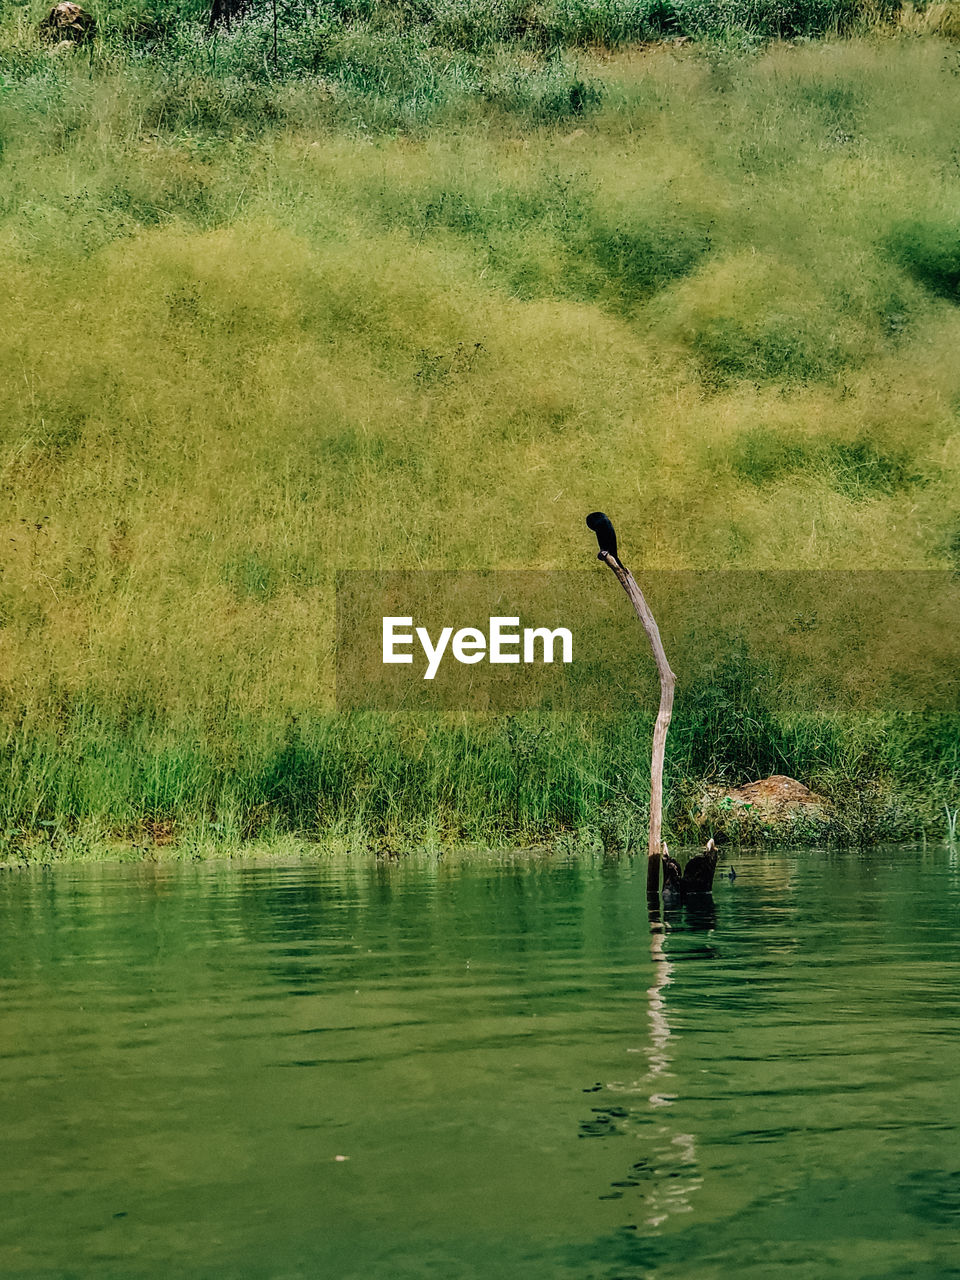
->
[[1, 849, 958, 1279]]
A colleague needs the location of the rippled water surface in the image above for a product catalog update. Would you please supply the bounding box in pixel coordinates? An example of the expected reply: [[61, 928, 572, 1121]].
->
[[1, 849, 959, 1278]]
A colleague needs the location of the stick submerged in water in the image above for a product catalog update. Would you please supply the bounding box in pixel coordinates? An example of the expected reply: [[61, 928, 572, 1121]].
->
[[586, 512, 676, 897]]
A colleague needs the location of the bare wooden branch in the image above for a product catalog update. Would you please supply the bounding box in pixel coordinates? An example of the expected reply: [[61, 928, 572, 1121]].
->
[[595, 550, 676, 896]]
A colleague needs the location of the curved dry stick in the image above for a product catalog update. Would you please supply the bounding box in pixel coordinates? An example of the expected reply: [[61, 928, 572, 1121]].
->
[[596, 550, 676, 896]]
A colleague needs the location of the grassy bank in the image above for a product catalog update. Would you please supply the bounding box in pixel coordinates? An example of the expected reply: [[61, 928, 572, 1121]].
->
[[2, 5, 960, 857], [3, 702, 958, 863]]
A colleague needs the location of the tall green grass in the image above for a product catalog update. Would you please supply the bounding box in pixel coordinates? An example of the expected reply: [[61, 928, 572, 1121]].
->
[[2, 696, 956, 860], [2, 16, 960, 855], [0, 0, 908, 134]]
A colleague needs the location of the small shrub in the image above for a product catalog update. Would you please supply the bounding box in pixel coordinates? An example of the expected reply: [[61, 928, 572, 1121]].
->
[[668, 0, 876, 39], [483, 58, 604, 122], [583, 209, 712, 305], [694, 312, 846, 384], [536, 0, 664, 47], [658, 252, 863, 387], [730, 428, 812, 485], [729, 428, 927, 496], [887, 219, 960, 302], [822, 777, 913, 845], [824, 438, 925, 499], [429, 0, 539, 51]]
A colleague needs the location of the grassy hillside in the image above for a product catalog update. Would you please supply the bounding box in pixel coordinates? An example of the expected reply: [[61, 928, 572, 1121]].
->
[[1, 5, 959, 857]]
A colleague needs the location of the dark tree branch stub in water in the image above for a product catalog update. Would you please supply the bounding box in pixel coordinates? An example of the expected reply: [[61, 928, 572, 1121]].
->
[[586, 512, 675, 897]]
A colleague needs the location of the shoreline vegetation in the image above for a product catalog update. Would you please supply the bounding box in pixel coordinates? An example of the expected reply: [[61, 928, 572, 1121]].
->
[[3, 1, 960, 861], [3, 706, 958, 863]]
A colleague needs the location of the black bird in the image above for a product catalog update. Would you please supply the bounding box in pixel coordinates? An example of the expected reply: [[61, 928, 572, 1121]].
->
[[681, 837, 719, 895], [586, 511, 623, 568], [660, 841, 684, 900], [659, 838, 720, 901]]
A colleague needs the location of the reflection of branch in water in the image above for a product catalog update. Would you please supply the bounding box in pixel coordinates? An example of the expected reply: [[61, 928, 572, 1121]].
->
[[646, 918, 673, 1102], [641, 906, 702, 1228], [581, 898, 715, 1228]]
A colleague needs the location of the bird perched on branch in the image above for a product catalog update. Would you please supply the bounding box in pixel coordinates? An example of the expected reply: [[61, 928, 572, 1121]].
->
[[586, 511, 624, 569]]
